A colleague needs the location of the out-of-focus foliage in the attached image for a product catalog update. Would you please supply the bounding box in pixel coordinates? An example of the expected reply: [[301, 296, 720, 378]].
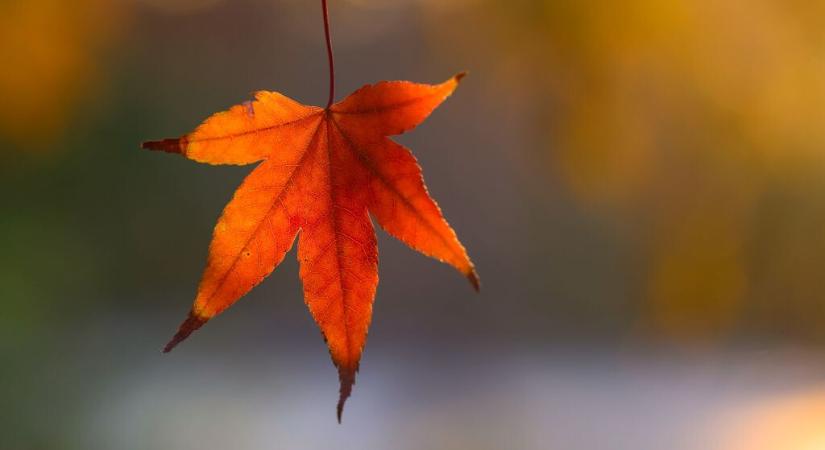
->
[[0, 0, 126, 147], [424, 0, 825, 340]]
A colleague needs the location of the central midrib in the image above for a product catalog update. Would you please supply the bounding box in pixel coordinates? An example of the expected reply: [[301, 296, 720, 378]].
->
[[324, 118, 355, 363]]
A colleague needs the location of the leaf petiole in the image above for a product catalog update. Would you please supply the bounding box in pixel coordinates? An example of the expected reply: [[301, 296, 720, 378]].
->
[[321, 0, 335, 109]]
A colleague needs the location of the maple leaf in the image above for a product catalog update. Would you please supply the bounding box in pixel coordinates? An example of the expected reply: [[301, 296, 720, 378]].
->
[[142, 73, 477, 421]]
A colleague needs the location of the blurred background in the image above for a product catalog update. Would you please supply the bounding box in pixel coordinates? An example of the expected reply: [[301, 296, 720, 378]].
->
[[4, 0, 825, 448]]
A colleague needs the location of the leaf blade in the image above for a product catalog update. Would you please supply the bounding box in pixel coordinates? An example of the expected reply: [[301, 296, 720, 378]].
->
[[145, 74, 476, 420], [330, 73, 464, 137]]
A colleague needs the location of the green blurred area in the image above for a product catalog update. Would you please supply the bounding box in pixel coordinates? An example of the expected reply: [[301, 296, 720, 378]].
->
[[4, 0, 825, 448]]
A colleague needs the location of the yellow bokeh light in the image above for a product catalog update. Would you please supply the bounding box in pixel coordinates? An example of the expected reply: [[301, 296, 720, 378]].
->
[[719, 386, 825, 450], [0, 0, 124, 149]]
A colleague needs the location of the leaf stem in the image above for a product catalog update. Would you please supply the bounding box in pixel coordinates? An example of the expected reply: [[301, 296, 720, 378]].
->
[[321, 0, 335, 109]]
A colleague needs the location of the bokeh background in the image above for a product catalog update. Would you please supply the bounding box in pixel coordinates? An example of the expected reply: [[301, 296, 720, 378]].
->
[[4, 0, 825, 448]]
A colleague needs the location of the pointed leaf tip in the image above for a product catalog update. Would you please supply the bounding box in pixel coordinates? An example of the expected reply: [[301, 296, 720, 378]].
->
[[455, 71, 468, 82], [468, 269, 480, 292], [336, 365, 357, 423], [142, 137, 187, 155], [162, 311, 207, 353]]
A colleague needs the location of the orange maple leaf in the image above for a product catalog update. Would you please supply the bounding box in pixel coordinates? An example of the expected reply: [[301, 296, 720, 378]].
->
[[143, 73, 477, 420]]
